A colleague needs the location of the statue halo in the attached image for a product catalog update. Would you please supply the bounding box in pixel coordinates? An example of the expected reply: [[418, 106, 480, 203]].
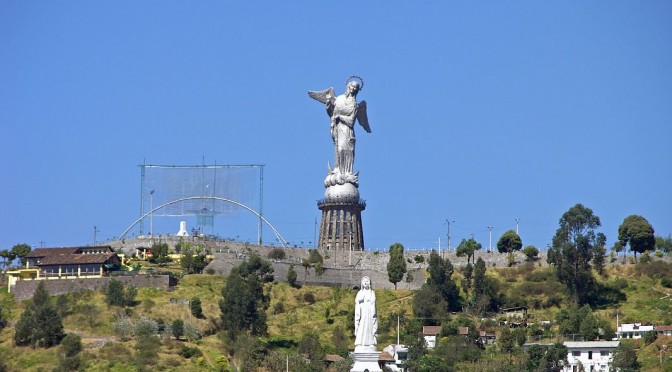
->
[[346, 75, 364, 90]]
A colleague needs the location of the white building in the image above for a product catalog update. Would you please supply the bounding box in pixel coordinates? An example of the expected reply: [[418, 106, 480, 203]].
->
[[422, 326, 441, 349], [617, 323, 654, 339], [563, 341, 619, 372], [379, 344, 408, 372]]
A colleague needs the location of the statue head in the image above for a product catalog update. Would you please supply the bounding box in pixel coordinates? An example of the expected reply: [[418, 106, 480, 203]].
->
[[345, 75, 363, 97], [361, 276, 371, 290]]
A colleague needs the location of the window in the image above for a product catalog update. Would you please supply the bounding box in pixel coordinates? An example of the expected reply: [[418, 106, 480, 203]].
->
[[572, 351, 581, 357], [600, 350, 609, 357], [588, 351, 593, 359]]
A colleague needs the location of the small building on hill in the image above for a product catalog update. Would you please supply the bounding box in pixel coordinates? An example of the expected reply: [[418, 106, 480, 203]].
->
[[422, 326, 442, 349], [617, 323, 654, 339], [7, 245, 121, 293], [656, 325, 672, 337], [563, 341, 619, 372]]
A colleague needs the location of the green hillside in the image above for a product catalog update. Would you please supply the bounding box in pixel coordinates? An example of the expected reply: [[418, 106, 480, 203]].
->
[[1, 258, 671, 371]]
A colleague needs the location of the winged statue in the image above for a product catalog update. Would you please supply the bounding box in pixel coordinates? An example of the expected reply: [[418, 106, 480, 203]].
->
[[308, 76, 371, 187]]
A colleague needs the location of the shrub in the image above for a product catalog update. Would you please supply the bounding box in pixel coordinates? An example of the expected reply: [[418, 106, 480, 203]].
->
[[172, 319, 184, 340], [179, 345, 203, 359], [414, 255, 425, 264], [183, 322, 202, 341], [273, 302, 285, 315], [206, 268, 216, 275], [190, 297, 204, 318], [303, 291, 316, 304], [662, 277, 672, 289], [134, 316, 158, 338], [268, 248, 286, 260], [113, 314, 134, 341], [655, 249, 664, 258]]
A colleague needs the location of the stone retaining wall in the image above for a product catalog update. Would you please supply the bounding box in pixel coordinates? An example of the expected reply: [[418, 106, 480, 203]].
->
[[12, 275, 170, 301]]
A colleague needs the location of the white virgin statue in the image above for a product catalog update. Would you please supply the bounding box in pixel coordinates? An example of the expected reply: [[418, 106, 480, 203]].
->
[[354, 276, 377, 347]]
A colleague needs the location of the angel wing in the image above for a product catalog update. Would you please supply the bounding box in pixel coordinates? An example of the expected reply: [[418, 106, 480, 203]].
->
[[356, 100, 371, 133], [307, 87, 335, 104]]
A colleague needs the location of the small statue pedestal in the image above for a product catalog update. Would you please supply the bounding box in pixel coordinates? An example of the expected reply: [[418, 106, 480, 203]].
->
[[350, 345, 382, 372]]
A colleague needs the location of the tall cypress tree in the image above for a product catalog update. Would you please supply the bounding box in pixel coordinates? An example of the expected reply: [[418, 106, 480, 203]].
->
[[387, 243, 407, 290]]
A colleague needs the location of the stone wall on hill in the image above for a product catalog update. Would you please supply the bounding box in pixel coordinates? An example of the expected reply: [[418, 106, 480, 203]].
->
[[12, 275, 170, 301]]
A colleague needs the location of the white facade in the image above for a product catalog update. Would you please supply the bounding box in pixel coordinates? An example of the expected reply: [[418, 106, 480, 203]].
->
[[617, 323, 654, 339], [563, 341, 619, 372], [380, 344, 408, 372]]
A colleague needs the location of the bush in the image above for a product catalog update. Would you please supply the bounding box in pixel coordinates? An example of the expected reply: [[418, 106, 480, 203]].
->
[[183, 322, 202, 341], [662, 277, 672, 289], [113, 314, 134, 341], [190, 297, 204, 318], [268, 248, 286, 260], [303, 291, 316, 304], [172, 319, 184, 340], [134, 316, 159, 338], [179, 345, 203, 359]]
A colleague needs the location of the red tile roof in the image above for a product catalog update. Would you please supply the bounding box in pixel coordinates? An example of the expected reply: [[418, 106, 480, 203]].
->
[[656, 325, 672, 331], [379, 352, 396, 362], [458, 327, 469, 336], [27, 247, 79, 257], [423, 326, 442, 335], [38, 253, 119, 266]]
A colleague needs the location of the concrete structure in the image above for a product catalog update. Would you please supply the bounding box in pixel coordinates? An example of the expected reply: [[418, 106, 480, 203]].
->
[[563, 341, 619, 372], [176, 221, 189, 237], [617, 323, 654, 339]]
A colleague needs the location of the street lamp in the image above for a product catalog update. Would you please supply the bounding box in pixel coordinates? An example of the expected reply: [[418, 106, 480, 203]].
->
[[150, 190, 155, 241]]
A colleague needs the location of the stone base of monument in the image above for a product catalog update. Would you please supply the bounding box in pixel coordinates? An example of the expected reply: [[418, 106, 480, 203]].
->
[[350, 346, 382, 372]]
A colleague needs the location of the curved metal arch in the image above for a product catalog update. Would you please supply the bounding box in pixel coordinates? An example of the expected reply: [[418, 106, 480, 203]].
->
[[119, 196, 288, 247]]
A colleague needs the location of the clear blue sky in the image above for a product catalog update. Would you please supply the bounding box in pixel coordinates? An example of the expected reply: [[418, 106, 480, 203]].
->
[[2, 1, 671, 252]]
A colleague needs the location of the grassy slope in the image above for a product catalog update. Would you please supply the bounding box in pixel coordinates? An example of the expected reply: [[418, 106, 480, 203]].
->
[[1, 260, 671, 371]]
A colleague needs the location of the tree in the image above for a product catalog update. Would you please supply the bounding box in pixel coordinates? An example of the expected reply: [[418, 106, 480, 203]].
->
[[11, 243, 31, 266], [579, 311, 599, 341], [522, 245, 539, 261], [172, 319, 184, 340], [149, 242, 171, 264], [0, 303, 7, 330], [461, 263, 473, 296], [612, 241, 626, 262], [14, 282, 64, 347], [456, 238, 482, 264], [525, 344, 545, 371], [298, 331, 325, 367], [471, 257, 500, 315], [426, 251, 461, 312], [542, 343, 568, 372], [0, 249, 16, 270], [547, 204, 606, 305], [106, 279, 126, 306], [497, 230, 522, 266], [387, 243, 407, 290], [287, 264, 298, 288], [618, 215, 655, 262], [220, 254, 274, 340], [190, 297, 203, 319], [56, 334, 83, 372], [611, 343, 639, 371], [499, 326, 515, 357]]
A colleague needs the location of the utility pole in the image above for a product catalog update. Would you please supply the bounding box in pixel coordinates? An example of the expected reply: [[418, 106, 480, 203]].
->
[[487, 226, 493, 253], [445, 219, 454, 254], [515, 218, 520, 235], [150, 190, 155, 241], [93, 226, 100, 245]]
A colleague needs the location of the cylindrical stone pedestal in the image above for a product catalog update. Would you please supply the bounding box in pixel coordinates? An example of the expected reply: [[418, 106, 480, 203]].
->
[[317, 183, 366, 254]]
